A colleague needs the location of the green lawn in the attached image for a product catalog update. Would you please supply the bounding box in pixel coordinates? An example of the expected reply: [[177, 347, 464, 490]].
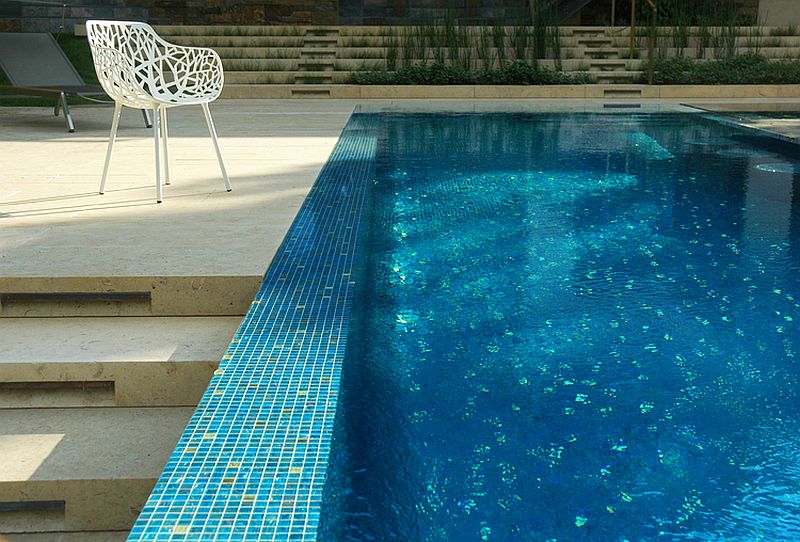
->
[[0, 34, 99, 106]]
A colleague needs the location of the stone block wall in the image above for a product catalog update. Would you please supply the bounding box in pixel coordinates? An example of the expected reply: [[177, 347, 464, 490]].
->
[[339, 0, 531, 25], [0, 0, 338, 32], [0, 1, 148, 33]]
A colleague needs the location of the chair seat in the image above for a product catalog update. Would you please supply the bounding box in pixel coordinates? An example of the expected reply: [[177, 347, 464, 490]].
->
[[152, 88, 221, 107]]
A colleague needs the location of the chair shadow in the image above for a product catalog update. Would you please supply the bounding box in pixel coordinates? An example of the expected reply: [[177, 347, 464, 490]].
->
[[1, 188, 225, 218], [2, 186, 146, 207]]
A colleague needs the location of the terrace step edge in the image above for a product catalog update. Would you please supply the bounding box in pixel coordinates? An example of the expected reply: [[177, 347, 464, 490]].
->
[[0, 276, 260, 317], [0, 407, 194, 532]]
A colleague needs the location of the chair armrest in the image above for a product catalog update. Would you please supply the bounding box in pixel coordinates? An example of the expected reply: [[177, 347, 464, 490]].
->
[[150, 39, 224, 101], [90, 46, 152, 106]]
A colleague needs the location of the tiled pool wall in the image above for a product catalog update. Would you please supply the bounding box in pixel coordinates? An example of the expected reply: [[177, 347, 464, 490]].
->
[[127, 113, 378, 542]]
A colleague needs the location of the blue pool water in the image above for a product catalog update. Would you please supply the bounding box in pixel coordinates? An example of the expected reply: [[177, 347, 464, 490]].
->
[[319, 113, 800, 541]]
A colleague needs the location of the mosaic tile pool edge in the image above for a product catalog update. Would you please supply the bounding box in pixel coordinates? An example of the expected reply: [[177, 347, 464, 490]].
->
[[127, 113, 378, 542]]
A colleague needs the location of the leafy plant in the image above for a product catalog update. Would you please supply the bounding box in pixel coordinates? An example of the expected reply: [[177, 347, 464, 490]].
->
[[350, 60, 590, 85], [651, 53, 800, 84]]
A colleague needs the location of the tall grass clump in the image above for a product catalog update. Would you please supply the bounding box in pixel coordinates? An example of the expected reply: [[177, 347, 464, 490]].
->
[[746, 25, 763, 54], [384, 27, 398, 71], [510, 25, 529, 63], [696, 16, 711, 58], [492, 23, 507, 67], [477, 26, 493, 70]]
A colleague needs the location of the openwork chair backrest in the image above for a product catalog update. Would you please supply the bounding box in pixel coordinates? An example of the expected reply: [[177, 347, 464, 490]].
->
[[86, 20, 223, 109]]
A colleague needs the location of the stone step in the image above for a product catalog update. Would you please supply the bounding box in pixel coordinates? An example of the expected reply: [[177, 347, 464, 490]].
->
[[593, 71, 644, 83], [222, 58, 299, 70], [294, 72, 336, 84], [577, 37, 613, 46], [588, 60, 631, 71], [303, 35, 339, 47], [582, 48, 622, 59], [602, 86, 645, 98], [0, 407, 192, 533], [168, 36, 306, 47], [571, 27, 608, 36], [221, 59, 345, 71], [0, 277, 258, 317], [301, 48, 338, 58], [209, 47, 303, 59], [226, 71, 351, 84], [153, 25, 307, 37], [297, 60, 336, 71], [0, 316, 239, 407], [304, 28, 340, 37]]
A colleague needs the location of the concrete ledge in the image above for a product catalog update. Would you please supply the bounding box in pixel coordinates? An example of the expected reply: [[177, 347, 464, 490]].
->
[[223, 84, 800, 99], [0, 407, 192, 532], [0, 317, 240, 407], [0, 101, 352, 317], [0, 276, 259, 317]]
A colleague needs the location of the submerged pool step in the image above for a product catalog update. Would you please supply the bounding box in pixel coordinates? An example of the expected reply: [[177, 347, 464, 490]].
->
[[0, 317, 240, 408], [0, 407, 192, 533]]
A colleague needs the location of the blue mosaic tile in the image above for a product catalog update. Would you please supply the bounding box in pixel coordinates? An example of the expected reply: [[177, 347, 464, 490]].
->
[[127, 114, 378, 542]]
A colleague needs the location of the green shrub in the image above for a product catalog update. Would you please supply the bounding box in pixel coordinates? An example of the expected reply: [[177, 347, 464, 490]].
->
[[350, 61, 591, 85], [55, 34, 98, 84], [651, 53, 800, 84]]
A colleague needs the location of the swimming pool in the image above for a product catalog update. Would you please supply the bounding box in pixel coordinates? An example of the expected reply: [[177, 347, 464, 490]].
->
[[318, 113, 800, 541], [128, 110, 800, 542]]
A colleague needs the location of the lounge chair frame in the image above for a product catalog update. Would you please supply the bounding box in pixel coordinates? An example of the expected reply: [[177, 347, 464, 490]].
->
[[0, 32, 151, 132]]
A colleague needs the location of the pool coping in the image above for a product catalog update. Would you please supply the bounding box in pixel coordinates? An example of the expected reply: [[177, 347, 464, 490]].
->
[[222, 84, 800, 100], [127, 109, 378, 541]]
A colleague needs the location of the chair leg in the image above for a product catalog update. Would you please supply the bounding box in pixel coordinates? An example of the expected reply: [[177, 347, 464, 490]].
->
[[201, 103, 232, 192], [154, 105, 163, 203], [54, 98, 61, 117], [160, 107, 170, 186], [100, 102, 123, 195], [142, 109, 152, 128], [59, 92, 74, 133]]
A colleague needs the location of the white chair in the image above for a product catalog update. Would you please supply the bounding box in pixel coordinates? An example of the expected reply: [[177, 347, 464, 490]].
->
[[86, 20, 232, 203]]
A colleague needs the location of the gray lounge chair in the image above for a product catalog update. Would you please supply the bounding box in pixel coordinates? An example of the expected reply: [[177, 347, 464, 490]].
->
[[0, 32, 151, 132]]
